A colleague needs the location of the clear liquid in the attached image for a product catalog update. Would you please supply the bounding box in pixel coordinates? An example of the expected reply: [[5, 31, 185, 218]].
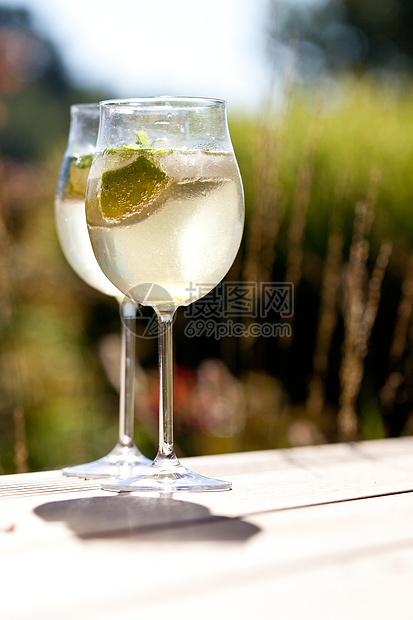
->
[[55, 157, 121, 298], [86, 149, 244, 308]]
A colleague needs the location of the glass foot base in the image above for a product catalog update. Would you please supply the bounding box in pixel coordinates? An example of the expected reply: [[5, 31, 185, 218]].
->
[[101, 455, 232, 493], [61, 442, 152, 479]]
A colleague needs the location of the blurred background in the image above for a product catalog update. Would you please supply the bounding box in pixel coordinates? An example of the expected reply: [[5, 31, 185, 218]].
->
[[1, 0, 413, 473]]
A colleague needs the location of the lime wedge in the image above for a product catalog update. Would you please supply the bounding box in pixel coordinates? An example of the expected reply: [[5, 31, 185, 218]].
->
[[69, 157, 92, 196], [100, 153, 170, 222]]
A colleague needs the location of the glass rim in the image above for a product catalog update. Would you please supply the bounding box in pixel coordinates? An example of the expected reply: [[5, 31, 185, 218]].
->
[[99, 96, 227, 110], [71, 102, 99, 112]]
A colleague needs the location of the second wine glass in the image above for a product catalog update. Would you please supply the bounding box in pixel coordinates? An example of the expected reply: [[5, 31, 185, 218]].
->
[[54, 103, 151, 478]]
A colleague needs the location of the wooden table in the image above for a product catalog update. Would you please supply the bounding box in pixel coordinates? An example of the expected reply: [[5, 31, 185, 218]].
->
[[2, 437, 413, 619]]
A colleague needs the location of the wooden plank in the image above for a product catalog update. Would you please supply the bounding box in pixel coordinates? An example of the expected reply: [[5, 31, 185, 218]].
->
[[1, 438, 413, 619]]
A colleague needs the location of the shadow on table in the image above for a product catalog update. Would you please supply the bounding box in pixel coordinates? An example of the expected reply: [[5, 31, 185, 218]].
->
[[34, 494, 260, 542]]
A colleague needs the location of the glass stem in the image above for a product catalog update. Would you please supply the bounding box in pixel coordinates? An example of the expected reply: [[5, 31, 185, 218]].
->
[[157, 311, 175, 458], [118, 299, 137, 448]]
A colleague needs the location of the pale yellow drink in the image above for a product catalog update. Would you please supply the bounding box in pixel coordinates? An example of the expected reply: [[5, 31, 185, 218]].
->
[[55, 155, 120, 298], [86, 147, 244, 308]]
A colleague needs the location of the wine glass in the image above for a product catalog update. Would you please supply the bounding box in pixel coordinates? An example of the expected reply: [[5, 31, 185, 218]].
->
[[86, 96, 244, 493], [54, 103, 151, 478]]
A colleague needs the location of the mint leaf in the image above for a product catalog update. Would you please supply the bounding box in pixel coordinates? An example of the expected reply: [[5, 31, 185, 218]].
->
[[135, 130, 149, 146]]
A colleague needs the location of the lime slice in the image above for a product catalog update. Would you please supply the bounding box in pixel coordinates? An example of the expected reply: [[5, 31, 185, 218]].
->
[[69, 155, 93, 196], [100, 152, 170, 222]]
